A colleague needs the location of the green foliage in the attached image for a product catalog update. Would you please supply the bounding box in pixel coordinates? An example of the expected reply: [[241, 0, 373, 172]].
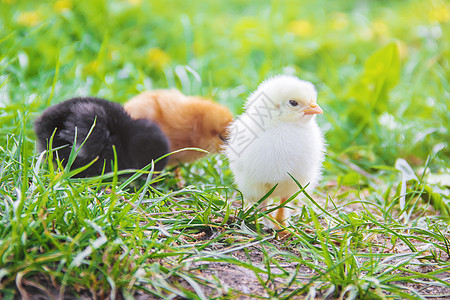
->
[[343, 43, 401, 148]]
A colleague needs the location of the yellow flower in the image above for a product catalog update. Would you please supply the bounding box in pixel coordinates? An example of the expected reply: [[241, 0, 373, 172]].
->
[[372, 20, 389, 37], [428, 3, 450, 23], [127, 0, 142, 6], [287, 20, 313, 37], [85, 60, 99, 75], [54, 0, 72, 13], [396, 40, 408, 61], [330, 12, 349, 31], [146, 48, 170, 69], [17, 11, 42, 27]]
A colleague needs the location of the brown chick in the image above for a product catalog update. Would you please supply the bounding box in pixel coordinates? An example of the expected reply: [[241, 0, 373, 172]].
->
[[124, 89, 233, 165]]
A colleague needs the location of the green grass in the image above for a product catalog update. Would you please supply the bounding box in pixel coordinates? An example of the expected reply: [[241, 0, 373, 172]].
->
[[1, 0, 449, 298]]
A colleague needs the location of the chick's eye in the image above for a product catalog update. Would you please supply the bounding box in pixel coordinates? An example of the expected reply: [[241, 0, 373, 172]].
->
[[288, 100, 299, 107]]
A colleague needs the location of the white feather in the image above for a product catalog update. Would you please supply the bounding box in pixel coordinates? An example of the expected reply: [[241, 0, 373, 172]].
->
[[225, 75, 326, 223]]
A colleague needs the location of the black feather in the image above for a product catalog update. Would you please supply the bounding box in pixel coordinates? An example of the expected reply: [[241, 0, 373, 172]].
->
[[34, 97, 169, 177]]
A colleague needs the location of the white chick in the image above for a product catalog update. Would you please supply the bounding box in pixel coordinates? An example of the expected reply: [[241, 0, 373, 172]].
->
[[225, 75, 325, 228]]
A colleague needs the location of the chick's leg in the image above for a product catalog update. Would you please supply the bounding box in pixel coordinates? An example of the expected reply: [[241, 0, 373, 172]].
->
[[174, 167, 186, 188], [275, 197, 287, 226], [275, 197, 292, 239]]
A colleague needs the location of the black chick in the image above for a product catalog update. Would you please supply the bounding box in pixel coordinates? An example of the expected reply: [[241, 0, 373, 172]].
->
[[34, 97, 170, 177]]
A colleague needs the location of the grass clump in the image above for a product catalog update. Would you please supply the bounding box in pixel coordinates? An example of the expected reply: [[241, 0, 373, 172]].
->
[[1, 0, 449, 298]]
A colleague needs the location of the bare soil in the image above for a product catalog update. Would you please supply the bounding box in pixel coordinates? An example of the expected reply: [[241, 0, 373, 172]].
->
[[11, 239, 450, 300]]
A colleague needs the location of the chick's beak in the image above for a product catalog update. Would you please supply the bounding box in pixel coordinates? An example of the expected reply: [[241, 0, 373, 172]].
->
[[303, 102, 324, 115]]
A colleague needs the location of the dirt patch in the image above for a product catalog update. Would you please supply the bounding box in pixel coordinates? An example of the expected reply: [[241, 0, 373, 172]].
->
[[7, 242, 450, 300]]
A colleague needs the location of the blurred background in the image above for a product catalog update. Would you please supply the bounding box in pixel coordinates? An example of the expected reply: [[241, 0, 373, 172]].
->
[[0, 0, 448, 174]]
